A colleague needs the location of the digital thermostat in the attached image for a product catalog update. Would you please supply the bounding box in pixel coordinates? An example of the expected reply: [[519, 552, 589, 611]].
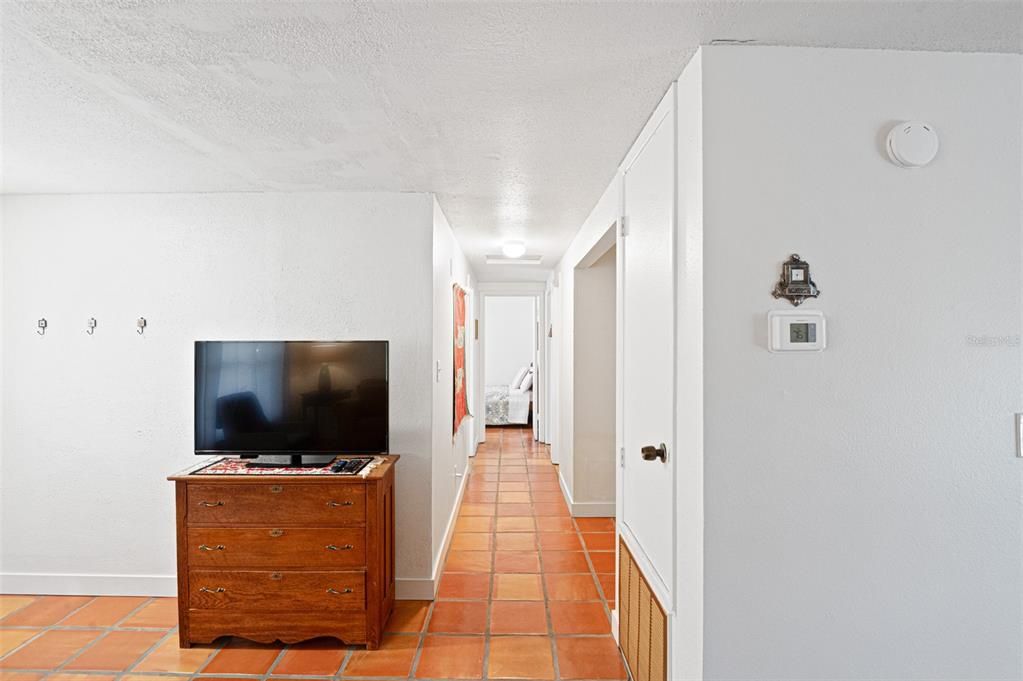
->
[[768, 310, 826, 352]]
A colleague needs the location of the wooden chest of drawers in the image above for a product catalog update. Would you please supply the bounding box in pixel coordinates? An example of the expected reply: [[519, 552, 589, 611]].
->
[[169, 457, 397, 649]]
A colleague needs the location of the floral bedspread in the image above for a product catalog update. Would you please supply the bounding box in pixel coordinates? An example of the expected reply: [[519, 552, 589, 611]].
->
[[486, 385, 511, 425]]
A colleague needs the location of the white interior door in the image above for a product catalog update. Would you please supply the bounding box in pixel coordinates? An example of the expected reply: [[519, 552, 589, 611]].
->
[[620, 99, 675, 604]]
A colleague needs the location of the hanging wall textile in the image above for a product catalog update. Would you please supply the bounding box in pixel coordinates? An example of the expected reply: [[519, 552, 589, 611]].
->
[[453, 283, 469, 434]]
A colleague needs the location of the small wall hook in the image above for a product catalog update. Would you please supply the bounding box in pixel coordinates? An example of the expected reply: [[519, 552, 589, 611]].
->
[[86, 318, 97, 335], [137, 317, 147, 335], [37, 318, 47, 336]]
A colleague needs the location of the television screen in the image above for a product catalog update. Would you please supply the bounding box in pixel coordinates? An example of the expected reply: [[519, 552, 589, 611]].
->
[[194, 341, 388, 455]]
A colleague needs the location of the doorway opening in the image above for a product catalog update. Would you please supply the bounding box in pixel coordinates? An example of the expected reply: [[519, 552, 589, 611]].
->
[[481, 295, 539, 440], [567, 231, 617, 517]]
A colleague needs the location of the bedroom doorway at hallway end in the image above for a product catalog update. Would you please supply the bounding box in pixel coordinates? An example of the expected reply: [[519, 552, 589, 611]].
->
[[475, 286, 547, 450]]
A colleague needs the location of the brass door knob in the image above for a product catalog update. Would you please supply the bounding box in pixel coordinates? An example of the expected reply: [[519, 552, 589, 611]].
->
[[640, 444, 667, 462]]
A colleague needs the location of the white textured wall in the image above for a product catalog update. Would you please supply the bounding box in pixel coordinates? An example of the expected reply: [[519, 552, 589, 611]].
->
[[0, 210, 5, 504], [572, 246, 616, 504], [430, 199, 475, 586], [0, 191, 438, 594], [700, 46, 1022, 680], [483, 297, 534, 387]]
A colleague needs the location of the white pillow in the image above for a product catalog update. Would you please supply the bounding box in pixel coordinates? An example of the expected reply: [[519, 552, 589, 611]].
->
[[510, 366, 530, 390], [518, 372, 533, 391]]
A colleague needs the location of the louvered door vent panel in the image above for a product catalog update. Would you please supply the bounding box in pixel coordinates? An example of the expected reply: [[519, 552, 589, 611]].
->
[[618, 538, 667, 681]]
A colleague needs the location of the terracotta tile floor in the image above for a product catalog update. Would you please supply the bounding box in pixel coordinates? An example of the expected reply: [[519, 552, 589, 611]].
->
[[0, 427, 626, 680]]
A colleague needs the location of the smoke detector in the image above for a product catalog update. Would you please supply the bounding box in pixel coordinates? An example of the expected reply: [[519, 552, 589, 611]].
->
[[886, 121, 939, 168]]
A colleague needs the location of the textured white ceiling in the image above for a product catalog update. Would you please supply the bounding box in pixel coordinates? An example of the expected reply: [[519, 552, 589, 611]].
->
[[3, 1, 1021, 281]]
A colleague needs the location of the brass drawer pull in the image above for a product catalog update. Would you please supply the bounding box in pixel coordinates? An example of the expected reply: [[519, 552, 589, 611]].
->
[[269, 529, 284, 538], [198, 586, 226, 594], [198, 500, 224, 507], [325, 544, 354, 551], [327, 500, 354, 507], [198, 544, 226, 551], [269, 485, 284, 493], [326, 587, 353, 595]]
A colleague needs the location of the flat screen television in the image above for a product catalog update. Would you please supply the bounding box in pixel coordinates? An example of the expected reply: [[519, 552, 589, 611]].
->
[[195, 340, 388, 466]]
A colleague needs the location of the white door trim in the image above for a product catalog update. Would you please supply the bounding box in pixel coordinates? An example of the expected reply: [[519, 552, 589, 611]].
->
[[476, 284, 548, 443], [616, 85, 678, 613]]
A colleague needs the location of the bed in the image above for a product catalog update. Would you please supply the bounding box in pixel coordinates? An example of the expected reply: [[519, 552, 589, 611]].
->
[[485, 385, 532, 425]]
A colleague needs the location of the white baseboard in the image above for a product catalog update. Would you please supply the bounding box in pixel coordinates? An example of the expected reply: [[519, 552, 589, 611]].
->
[[557, 470, 615, 518], [571, 501, 616, 517], [395, 459, 471, 601], [0, 572, 457, 602], [5, 463, 474, 604], [610, 609, 620, 643], [0, 573, 176, 597], [394, 577, 437, 600]]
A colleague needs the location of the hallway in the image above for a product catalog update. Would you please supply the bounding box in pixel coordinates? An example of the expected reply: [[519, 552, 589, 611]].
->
[[406, 425, 625, 679], [0, 426, 624, 680]]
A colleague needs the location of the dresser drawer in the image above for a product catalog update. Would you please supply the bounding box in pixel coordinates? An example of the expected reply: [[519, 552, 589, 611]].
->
[[188, 484, 366, 526], [189, 570, 366, 612], [187, 528, 366, 568]]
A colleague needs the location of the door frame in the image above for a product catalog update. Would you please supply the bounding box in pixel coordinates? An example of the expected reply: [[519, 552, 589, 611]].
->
[[474, 282, 548, 448], [562, 222, 618, 518], [542, 286, 553, 445], [615, 86, 678, 617]]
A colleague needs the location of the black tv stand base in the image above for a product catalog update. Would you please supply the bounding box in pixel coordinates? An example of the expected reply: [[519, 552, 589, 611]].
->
[[243, 454, 335, 468]]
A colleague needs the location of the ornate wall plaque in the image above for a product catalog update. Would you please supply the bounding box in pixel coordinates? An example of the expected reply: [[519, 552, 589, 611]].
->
[[772, 254, 820, 306]]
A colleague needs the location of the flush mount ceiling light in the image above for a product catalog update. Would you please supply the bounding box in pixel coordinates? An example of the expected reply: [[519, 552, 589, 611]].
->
[[501, 240, 527, 258]]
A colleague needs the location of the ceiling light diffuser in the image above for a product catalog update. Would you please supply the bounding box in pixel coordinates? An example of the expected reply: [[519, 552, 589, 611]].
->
[[502, 241, 527, 258]]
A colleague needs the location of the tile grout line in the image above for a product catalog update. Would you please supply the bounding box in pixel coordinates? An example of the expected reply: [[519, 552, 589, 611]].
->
[[0, 595, 53, 623], [108, 597, 158, 629], [531, 443, 562, 681], [191, 634, 228, 675], [410, 444, 486, 679], [261, 640, 291, 680], [121, 626, 182, 675], [333, 645, 354, 679], [51, 596, 102, 627], [38, 596, 171, 678], [49, 629, 119, 674], [575, 521, 615, 625], [0, 594, 103, 660], [5, 596, 114, 673], [570, 470, 629, 681], [0, 625, 50, 662], [479, 453, 496, 681], [406, 598, 434, 679]]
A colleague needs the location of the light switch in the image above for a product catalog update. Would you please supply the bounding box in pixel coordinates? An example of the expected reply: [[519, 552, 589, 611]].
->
[[1016, 414, 1023, 458]]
